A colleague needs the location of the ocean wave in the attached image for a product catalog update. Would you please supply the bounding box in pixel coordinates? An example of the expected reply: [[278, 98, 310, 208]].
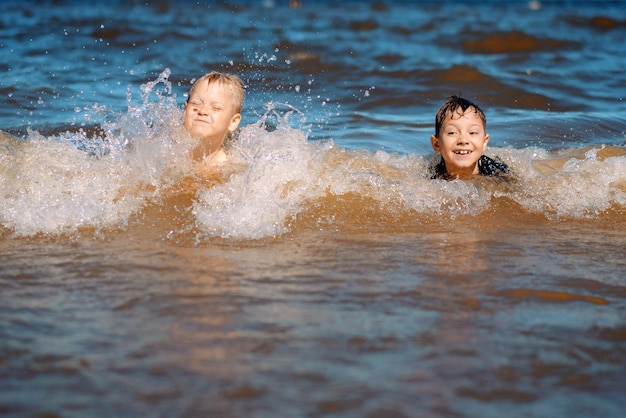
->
[[2, 104, 624, 240], [1, 68, 624, 240]]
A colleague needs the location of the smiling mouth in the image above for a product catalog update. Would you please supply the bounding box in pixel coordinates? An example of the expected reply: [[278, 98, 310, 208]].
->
[[454, 150, 472, 155]]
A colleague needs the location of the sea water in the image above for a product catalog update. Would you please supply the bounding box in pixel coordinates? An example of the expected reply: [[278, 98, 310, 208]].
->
[[1, 1, 625, 417]]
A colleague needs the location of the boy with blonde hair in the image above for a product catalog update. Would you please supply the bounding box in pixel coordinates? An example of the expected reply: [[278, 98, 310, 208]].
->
[[183, 71, 245, 166]]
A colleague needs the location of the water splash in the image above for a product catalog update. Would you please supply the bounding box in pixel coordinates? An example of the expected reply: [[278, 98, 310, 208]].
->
[[192, 131, 626, 240], [0, 69, 192, 237], [1, 78, 625, 239]]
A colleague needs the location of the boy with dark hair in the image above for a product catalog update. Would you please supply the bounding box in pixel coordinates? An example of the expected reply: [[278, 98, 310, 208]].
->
[[430, 96, 508, 179]]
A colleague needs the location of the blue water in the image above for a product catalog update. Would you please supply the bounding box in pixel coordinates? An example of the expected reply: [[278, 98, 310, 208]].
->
[[1, 1, 625, 417], [3, 0, 625, 152]]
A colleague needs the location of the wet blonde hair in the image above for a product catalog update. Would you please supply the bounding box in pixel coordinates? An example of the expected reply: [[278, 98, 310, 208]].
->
[[187, 71, 245, 113]]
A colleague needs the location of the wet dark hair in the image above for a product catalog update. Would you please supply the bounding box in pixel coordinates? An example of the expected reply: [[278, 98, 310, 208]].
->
[[434, 96, 486, 138]]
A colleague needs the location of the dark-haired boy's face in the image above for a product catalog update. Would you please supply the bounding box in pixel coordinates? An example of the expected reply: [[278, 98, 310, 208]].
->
[[430, 107, 489, 176]]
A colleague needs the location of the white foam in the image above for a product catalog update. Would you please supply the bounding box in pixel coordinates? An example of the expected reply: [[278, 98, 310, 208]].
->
[[510, 146, 626, 218], [193, 135, 626, 239], [0, 132, 139, 235], [194, 109, 331, 240], [0, 69, 193, 237]]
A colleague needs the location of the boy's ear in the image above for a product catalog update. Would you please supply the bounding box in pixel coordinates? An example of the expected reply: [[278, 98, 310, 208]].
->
[[482, 133, 490, 151], [430, 135, 441, 153], [228, 113, 242, 132]]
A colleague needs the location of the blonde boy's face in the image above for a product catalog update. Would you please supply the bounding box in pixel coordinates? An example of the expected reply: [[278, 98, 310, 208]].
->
[[430, 107, 489, 176], [183, 79, 241, 152]]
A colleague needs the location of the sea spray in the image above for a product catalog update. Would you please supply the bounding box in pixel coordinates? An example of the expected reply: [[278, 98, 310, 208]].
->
[[0, 131, 141, 236], [2, 71, 625, 239], [0, 69, 192, 237], [193, 135, 626, 240], [514, 146, 626, 218], [193, 103, 331, 240]]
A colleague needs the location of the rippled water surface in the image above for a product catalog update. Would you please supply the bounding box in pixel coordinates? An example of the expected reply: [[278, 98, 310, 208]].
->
[[1, 1, 625, 417]]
